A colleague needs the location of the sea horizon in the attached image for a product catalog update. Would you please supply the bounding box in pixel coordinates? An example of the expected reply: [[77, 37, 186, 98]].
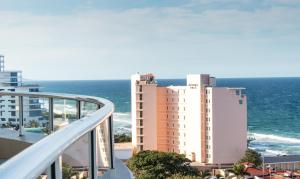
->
[[25, 76, 300, 82]]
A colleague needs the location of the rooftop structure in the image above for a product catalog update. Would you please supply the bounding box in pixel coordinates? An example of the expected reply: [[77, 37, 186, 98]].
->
[[131, 73, 247, 165]]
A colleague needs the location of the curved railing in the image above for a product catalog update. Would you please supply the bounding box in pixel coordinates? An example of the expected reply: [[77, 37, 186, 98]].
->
[[0, 92, 117, 179]]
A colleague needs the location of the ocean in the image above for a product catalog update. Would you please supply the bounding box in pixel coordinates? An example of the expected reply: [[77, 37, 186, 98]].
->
[[35, 78, 300, 156]]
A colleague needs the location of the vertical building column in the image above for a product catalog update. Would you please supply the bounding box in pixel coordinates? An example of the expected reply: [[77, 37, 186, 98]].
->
[[18, 96, 24, 136]]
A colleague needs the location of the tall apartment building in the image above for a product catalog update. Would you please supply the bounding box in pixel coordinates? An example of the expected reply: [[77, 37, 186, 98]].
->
[[0, 55, 44, 126], [131, 73, 247, 164]]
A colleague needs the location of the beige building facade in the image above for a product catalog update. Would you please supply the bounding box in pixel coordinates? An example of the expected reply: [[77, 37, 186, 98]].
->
[[131, 73, 247, 164]]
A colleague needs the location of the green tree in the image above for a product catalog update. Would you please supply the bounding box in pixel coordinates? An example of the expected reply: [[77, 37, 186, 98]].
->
[[42, 125, 51, 135], [62, 163, 78, 179], [127, 150, 199, 179], [239, 149, 262, 166], [229, 164, 246, 179], [26, 120, 39, 128], [114, 133, 131, 143]]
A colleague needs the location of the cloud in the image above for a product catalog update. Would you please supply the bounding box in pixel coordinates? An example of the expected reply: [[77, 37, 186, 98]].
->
[[0, 1, 299, 80]]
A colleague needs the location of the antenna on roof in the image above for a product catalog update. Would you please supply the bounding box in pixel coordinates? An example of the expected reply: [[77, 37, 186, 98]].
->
[[0, 55, 4, 72]]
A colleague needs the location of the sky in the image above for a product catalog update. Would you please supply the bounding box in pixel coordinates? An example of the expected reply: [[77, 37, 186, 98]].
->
[[0, 0, 300, 80]]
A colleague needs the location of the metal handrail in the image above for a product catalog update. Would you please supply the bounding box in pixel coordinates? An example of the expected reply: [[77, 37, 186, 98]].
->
[[0, 92, 115, 179]]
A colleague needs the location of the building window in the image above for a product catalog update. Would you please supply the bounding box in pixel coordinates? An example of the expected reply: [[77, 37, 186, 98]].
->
[[139, 86, 143, 92], [139, 145, 143, 151], [139, 102, 143, 109], [140, 111, 143, 118], [8, 118, 16, 122], [8, 100, 15, 103], [139, 94, 143, 100], [11, 111, 16, 116], [140, 137, 143, 143], [239, 99, 243, 105], [140, 128, 143, 135], [140, 120, 143, 126]]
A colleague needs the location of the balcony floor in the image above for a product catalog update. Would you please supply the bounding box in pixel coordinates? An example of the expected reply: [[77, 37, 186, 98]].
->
[[0, 128, 45, 144]]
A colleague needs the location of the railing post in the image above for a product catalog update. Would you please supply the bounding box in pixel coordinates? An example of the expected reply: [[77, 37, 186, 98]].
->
[[49, 156, 62, 179], [89, 129, 97, 179], [49, 98, 54, 132], [108, 115, 115, 169], [18, 96, 24, 136], [76, 100, 81, 119]]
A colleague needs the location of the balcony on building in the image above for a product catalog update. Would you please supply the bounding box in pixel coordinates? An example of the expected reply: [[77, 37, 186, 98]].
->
[[0, 91, 133, 179]]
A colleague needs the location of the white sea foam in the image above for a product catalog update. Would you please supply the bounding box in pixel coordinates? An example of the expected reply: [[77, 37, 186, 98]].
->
[[251, 133, 300, 144], [249, 132, 300, 156], [264, 149, 288, 156], [113, 112, 131, 124]]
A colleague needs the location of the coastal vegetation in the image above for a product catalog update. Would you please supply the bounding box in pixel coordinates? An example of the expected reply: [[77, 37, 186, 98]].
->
[[127, 150, 200, 179], [62, 163, 78, 179], [25, 120, 40, 128], [114, 133, 131, 143], [239, 149, 262, 166], [228, 164, 247, 179]]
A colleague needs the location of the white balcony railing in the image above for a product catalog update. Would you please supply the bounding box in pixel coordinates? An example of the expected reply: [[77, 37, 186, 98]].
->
[[0, 92, 132, 179]]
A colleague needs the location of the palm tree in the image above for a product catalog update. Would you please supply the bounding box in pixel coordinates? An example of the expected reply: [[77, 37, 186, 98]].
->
[[199, 170, 211, 179], [229, 164, 246, 179]]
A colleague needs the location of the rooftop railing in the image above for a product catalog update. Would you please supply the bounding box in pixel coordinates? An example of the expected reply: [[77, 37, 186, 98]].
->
[[0, 92, 126, 179]]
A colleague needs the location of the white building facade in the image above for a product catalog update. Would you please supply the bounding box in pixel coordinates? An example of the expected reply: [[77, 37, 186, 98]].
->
[[0, 55, 44, 127], [131, 73, 247, 165]]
